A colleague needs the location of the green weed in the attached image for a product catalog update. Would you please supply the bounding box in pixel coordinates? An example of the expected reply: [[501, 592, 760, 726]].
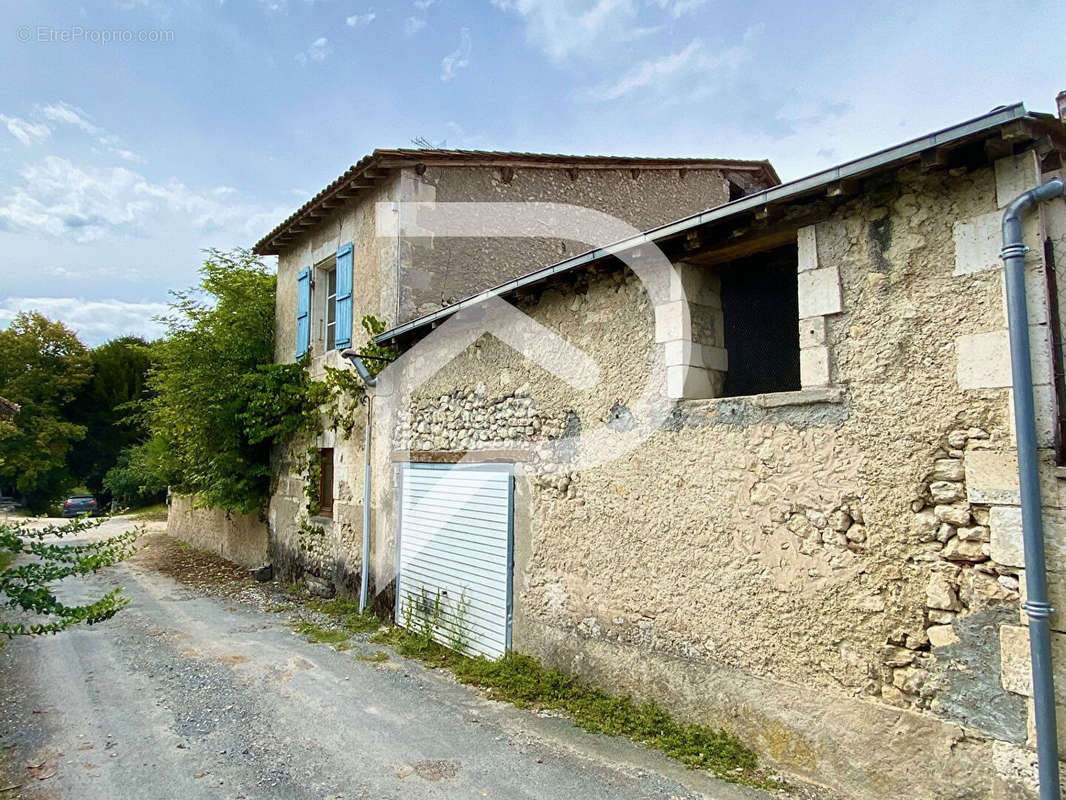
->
[[370, 624, 767, 785], [292, 620, 349, 645], [356, 650, 389, 663]]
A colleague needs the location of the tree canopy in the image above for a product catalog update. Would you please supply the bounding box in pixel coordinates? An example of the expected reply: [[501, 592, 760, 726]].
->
[[135, 249, 322, 514], [68, 336, 153, 499], [0, 313, 91, 510]]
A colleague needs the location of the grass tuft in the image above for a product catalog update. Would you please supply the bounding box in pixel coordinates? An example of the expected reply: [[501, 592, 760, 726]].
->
[[306, 596, 381, 635], [356, 650, 389, 663], [366, 626, 768, 785], [293, 620, 350, 645]]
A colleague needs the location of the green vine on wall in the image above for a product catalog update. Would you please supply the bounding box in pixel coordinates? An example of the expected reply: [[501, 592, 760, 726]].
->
[[287, 315, 398, 535]]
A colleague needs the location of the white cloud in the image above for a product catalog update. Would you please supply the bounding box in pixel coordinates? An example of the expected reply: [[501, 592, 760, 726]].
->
[[413, 0, 437, 8], [0, 297, 169, 346], [0, 115, 51, 146], [404, 16, 427, 35], [40, 101, 103, 138], [491, 0, 640, 63], [440, 28, 472, 81], [649, 0, 708, 18], [346, 9, 376, 26], [39, 101, 143, 162], [0, 155, 287, 244], [576, 27, 759, 102], [296, 37, 333, 64]]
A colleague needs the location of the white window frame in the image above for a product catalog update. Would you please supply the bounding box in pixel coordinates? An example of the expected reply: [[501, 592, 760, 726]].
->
[[313, 256, 337, 352]]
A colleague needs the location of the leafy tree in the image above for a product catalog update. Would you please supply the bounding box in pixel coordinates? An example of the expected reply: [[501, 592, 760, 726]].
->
[[68, 336, 153, 499], [101, 439, 170, 508], [0, 313, 91, 510], [141, 249, 323, 514], [1, 516, 137, 636]]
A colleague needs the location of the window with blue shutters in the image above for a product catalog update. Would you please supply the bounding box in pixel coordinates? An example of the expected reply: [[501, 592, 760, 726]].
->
[[335, 242, 353, 350], [296, 266, 312, 358]]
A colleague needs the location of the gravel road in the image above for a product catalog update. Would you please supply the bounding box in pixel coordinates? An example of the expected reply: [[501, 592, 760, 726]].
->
[[0, 518, 780, 800]]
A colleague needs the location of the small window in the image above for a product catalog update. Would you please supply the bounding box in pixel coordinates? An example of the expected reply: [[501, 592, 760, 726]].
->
[[719, 245, 801, 397], [318, 448, 334, 517], [325, 268, 338, 351]]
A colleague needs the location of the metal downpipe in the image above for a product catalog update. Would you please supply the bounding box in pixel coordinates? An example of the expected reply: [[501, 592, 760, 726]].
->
[[1001, 177, 1065, 800], [359, 394, 372, 614], [341, 349, 377, 614]]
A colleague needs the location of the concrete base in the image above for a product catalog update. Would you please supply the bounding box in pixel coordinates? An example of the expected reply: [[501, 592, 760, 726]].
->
[[518, 619, 995, 800]]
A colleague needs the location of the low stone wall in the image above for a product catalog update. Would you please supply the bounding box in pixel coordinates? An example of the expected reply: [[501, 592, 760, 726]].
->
[[166, 494, 268, 569]]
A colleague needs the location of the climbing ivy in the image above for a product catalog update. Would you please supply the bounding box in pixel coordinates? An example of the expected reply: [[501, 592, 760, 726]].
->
[[288, 315, 397, 525], [0, 516, 138, 637]]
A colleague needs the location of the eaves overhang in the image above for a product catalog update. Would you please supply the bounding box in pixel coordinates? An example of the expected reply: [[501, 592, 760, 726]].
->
[[376, 103, 1062, 345], [252, 150, 779, 256]]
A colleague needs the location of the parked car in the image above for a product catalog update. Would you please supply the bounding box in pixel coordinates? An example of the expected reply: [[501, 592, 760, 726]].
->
[[61, 495, 99, 518]]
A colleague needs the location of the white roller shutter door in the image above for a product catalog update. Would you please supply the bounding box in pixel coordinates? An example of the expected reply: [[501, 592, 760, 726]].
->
[[397, 463, 513, 659]]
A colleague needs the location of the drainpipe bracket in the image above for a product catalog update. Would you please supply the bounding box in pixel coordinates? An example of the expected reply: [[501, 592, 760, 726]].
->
[[1000, 243, 1031, 260], [1024, 600, 1056, 621]]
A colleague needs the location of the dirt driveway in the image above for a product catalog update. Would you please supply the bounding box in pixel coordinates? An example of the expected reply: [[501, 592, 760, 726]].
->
[[0, 520, 789, 800]]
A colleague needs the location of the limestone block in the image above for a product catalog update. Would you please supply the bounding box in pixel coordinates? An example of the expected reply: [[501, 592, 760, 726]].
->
[[663, 340, 727, 371], [1025, 697, 1066, 761], [797, 267, 842, 318], [668, 262, 722, 307], [926, 571, 960, 611], [930, 458, 966, 482], [1009, 382, 1058, 450], [940, 537, 989, 563], [1000, 625, 1066, 703], [797, 225, 818, 272], [930, 481, 966, 503], [934, 503, 971, 526], [953, 211, 1003, 276], [654, 300, 723, 346], [654, 300, 690, 344], [990, 740, 1041, 800], [927, 624, 959, 648], [965, 449, 1064, 507], [798, 316, 827, 349], [998, 266, 1050, 327], [989, 505, 1066, 569], [955, 326, 1052, 391], [666, 364, 718, 400], [800, 346, 830, 388], [995, 151, 1042, 209]]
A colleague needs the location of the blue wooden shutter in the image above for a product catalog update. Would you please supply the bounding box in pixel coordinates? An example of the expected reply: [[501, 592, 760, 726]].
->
[[296, 266, 311, 358], [335, 242, 354, 350]]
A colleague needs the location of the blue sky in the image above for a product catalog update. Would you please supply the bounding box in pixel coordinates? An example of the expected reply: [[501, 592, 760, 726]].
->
[[0, 0, 1061, 345]]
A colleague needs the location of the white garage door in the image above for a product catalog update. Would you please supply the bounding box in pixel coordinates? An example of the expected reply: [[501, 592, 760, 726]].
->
[[397, 462, 513, 659]]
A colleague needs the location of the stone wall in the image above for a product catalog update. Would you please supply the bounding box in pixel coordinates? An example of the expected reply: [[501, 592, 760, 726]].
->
[[397, 164, 740, 322], [166, 494, 267, 569], [267, 366, 366, 598], [371, 151, 1066, 799], [268, 160, 761, 601]]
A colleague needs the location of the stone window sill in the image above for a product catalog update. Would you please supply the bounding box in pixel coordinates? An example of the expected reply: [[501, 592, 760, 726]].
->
[[684, 386, 844, 411]]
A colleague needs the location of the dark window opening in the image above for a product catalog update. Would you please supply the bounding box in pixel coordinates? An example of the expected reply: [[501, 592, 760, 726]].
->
[[318, 448, 334, 516], [727, 179, 746, 201], [719, 245, 801, 397]]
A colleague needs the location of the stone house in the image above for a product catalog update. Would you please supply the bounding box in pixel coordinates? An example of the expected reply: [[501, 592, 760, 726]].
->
[[253, 103, 1066, 799], [253, 150, 778, 589]]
